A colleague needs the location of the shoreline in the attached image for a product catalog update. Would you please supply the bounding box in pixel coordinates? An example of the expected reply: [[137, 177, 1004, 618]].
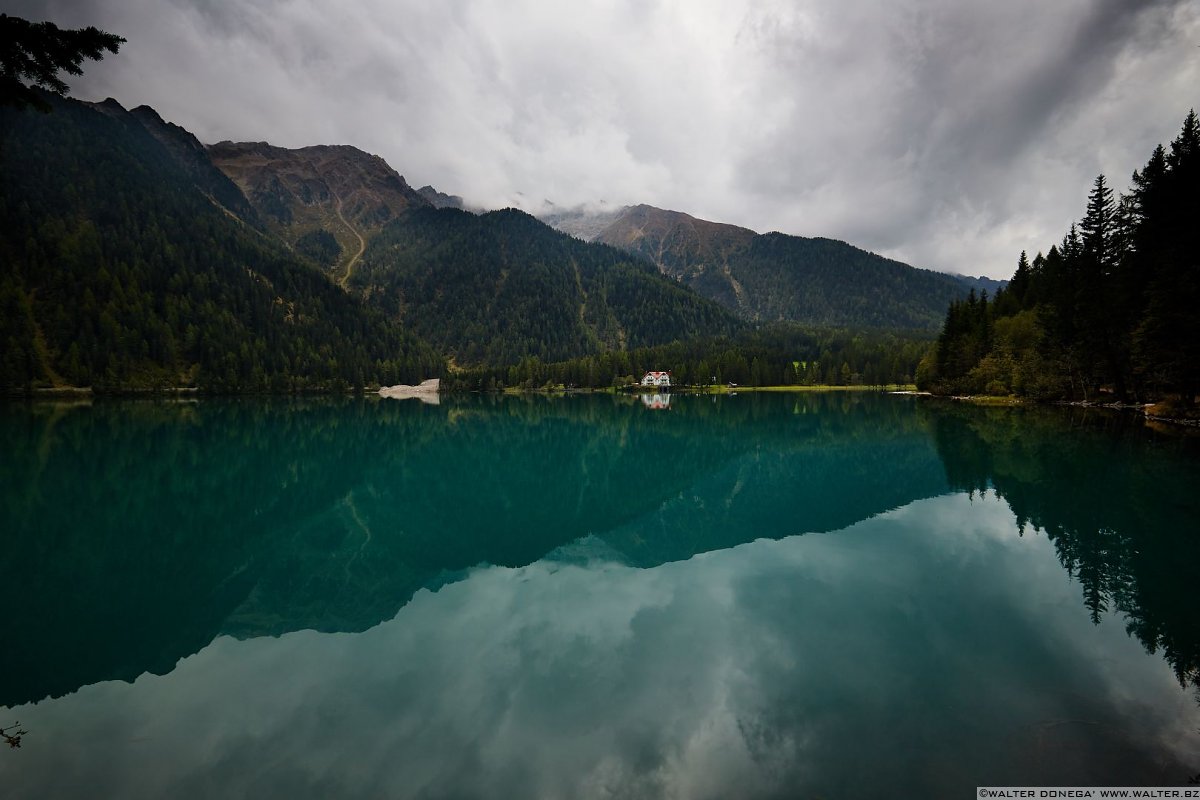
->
[[496, 384, 918, 396], [924, 392, 1200, 428], [8, 383, 1196, 428]]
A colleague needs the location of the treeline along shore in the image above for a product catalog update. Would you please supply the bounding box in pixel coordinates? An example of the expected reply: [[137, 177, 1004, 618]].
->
[[918, 110, 1199, 415]]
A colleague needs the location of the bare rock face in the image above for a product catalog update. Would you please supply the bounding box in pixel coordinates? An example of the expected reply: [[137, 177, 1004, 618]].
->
[[416, 185, 466, 210], [379, 378, 441, 404], [207, 141, 431, 274]]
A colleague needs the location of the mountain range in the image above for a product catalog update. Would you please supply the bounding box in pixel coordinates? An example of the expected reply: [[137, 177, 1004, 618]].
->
[[541, 204, 1003, 329], [1, 92, 995, 391]]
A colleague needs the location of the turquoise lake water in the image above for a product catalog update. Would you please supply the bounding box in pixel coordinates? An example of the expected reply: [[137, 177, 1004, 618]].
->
[[2, 393, 1198, 797]]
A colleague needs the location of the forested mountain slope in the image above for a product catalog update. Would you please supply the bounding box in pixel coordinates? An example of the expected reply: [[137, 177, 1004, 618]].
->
[[581, 204, 979, 329], [0, 93, 442, 392], [722, 232, 978, 329], [124, 103, 264, 228], [352, 206, 741, 366]]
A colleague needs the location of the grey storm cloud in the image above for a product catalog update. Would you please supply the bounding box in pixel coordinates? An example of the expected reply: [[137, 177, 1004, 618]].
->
[[9, 0, 1200, 278]]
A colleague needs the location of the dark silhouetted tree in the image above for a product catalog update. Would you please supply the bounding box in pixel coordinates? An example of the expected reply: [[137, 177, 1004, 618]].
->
[[928, 109, 1200, 406], [0, 14, 124, 112]]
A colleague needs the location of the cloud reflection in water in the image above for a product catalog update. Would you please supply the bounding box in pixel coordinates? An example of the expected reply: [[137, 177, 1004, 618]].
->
[[6, 492, 1198, 799]]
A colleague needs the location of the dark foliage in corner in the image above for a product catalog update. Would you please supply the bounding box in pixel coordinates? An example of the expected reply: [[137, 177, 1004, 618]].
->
[[0, 14, 124, 112]]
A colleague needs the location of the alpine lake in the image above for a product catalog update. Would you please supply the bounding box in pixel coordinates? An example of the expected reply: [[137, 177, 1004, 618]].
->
[[2, 391, 1198, 798]]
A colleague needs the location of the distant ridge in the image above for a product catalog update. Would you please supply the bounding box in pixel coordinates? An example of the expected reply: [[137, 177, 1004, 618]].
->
[[201, 129, 990, 331], [956, 274, 1006, 295], [416, 184, 466, 210], [539, 204, 626, 241], [542, 204, 996, 330]]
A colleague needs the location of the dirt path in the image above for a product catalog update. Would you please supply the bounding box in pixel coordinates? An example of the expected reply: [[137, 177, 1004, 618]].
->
[[334, 192, 366, 289]]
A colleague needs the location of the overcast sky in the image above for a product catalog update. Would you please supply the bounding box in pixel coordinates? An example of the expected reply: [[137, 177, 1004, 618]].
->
[[12, 0, 1200, 278]]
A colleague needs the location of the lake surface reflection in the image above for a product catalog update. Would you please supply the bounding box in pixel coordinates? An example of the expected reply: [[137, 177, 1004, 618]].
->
[[2, 393, 1198, 797]]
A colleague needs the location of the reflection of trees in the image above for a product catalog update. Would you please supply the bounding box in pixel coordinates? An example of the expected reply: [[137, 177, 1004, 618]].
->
[[932, 403, 1200, 690]]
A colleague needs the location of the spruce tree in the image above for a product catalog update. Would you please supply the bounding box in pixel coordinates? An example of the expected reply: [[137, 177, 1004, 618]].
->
[[0, 14, 124, 111], [1078, 175, 1128, 397]]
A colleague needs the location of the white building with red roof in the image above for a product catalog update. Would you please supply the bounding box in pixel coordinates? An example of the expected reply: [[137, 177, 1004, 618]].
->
[[640, 371, 671, 387]]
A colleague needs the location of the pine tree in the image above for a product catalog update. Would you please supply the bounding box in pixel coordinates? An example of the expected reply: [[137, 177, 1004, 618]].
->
[[0, 14, 125, 111], [1077, 174, 1128, 397], [1009, 250, 1032, 307], [1080, 175, 1115, 274]]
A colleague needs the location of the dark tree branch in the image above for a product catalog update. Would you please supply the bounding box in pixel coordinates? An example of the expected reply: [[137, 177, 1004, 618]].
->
[[0, 14, 125, 112]]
